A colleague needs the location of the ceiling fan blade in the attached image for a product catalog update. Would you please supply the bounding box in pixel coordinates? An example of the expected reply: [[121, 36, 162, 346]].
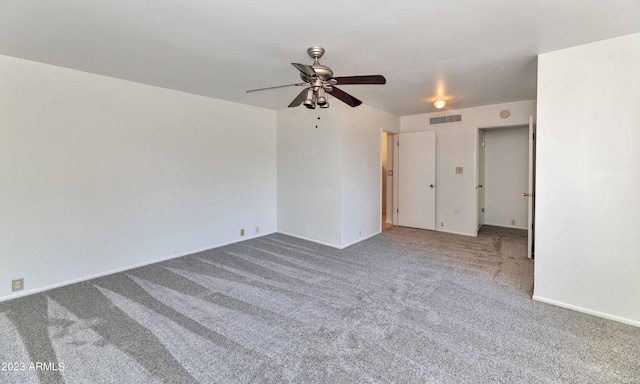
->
[[246, 82, 307, 93], [292, 63, 316, 79], [327, 86, 362, 107], [332, 75, 386, 85], [288, 88, 309, 107]]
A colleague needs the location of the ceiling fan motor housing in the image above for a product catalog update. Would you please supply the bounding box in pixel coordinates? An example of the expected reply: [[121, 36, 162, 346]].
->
[[303, 47, 334, 81], [310, 64, 333, 81]]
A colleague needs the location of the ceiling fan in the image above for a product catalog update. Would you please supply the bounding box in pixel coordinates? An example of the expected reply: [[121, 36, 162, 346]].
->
[[246, 47, 386, 109]]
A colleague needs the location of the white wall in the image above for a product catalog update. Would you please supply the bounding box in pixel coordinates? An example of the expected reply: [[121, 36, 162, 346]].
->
[[484, 127, 529, 229], [401, 100, 536, 236], [534, 33, 640, 326], [277, 103, 399, 248], [0, 54, 277, 301], [341, 105, 400, 247], [276, 107, 343, 247]]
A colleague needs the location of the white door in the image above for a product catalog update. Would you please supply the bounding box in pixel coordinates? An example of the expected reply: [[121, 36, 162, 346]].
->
[[527, 116, 535, 258], [398, 131, 436, 230]]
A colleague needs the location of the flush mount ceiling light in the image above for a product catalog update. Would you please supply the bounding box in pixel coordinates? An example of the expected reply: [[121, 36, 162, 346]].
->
[[434, 97, 446, 109]]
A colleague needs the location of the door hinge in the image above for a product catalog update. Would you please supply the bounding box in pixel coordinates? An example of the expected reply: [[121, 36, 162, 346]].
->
[[532, 133, 535, 140], [396, 209, 399, 213]]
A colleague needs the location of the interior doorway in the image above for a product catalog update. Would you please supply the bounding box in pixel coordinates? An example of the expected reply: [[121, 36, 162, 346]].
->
[[382, 131, 394, 230], [476, 117, 535, 258]]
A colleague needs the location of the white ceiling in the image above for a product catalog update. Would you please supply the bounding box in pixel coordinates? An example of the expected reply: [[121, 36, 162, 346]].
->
[[1, 0, 638, 116]]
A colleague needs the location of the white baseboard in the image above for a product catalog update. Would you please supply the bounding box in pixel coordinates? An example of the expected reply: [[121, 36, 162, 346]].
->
[[484, 222, 528, 230], [436, 228, 476, 237], [0, 231, 276, 303], [276, 231, 342, 249], [340, 231, 381, 249], [532, 295, 640, 328], [277, 231, 381, 250]]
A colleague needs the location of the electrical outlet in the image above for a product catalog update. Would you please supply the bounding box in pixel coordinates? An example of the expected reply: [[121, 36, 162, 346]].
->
[[240, 229, 245, 236], [511, 219, 516, 225], [12, 278, 24, 292], [255, 226, 259, 233], [455, 167, 463, 174], [359, 231, 362, 236]]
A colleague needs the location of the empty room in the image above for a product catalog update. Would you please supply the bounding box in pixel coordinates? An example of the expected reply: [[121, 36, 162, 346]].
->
[[1, 1, 639, 383]]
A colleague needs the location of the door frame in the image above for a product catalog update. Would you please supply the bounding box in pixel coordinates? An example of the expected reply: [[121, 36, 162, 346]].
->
[[477, 129, 486, 231], [393, 133, 399, 226], [475, 117, 535, 258], [380, 131, 400, 227], [378, 128, 400, 233], [380, 130, 396, 231]]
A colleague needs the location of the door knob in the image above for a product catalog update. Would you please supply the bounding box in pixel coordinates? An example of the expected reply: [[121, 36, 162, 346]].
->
[[523, 193, 532, 197], [477, 185, 483, 188], [430, 184, 435, 188]]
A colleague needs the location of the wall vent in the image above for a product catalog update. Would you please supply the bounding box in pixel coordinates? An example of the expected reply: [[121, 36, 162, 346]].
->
[[430, 114, 462, 125]]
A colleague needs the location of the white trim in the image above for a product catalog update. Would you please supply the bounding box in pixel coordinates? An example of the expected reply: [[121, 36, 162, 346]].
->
[[277, 231, 381, 250], [436, 228, 476, 237], [533, 295, 640, 328], [380, 127, 383, 234], [277, 231, 342, 249], [0, 231, 276, 303], [483, 222, 528, 230], [381, 130, 395, 231], [340, 231, 381, 249], [392, 134, 399, 226], [393, 227, 476, 237], [476, 120, 529, 130], [474, 126, 480, 238]]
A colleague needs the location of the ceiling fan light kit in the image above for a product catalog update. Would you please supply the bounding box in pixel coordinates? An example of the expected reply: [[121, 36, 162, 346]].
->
[[247, 47, 386, 109], [303, 89, 316, 109], [316, 88, 328, 107]]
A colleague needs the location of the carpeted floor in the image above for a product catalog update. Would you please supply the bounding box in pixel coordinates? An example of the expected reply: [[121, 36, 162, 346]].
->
[[1, 226, 638, 383]]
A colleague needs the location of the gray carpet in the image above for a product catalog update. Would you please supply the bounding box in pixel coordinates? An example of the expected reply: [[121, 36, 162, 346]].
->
[[1, 226, 638, 383]]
